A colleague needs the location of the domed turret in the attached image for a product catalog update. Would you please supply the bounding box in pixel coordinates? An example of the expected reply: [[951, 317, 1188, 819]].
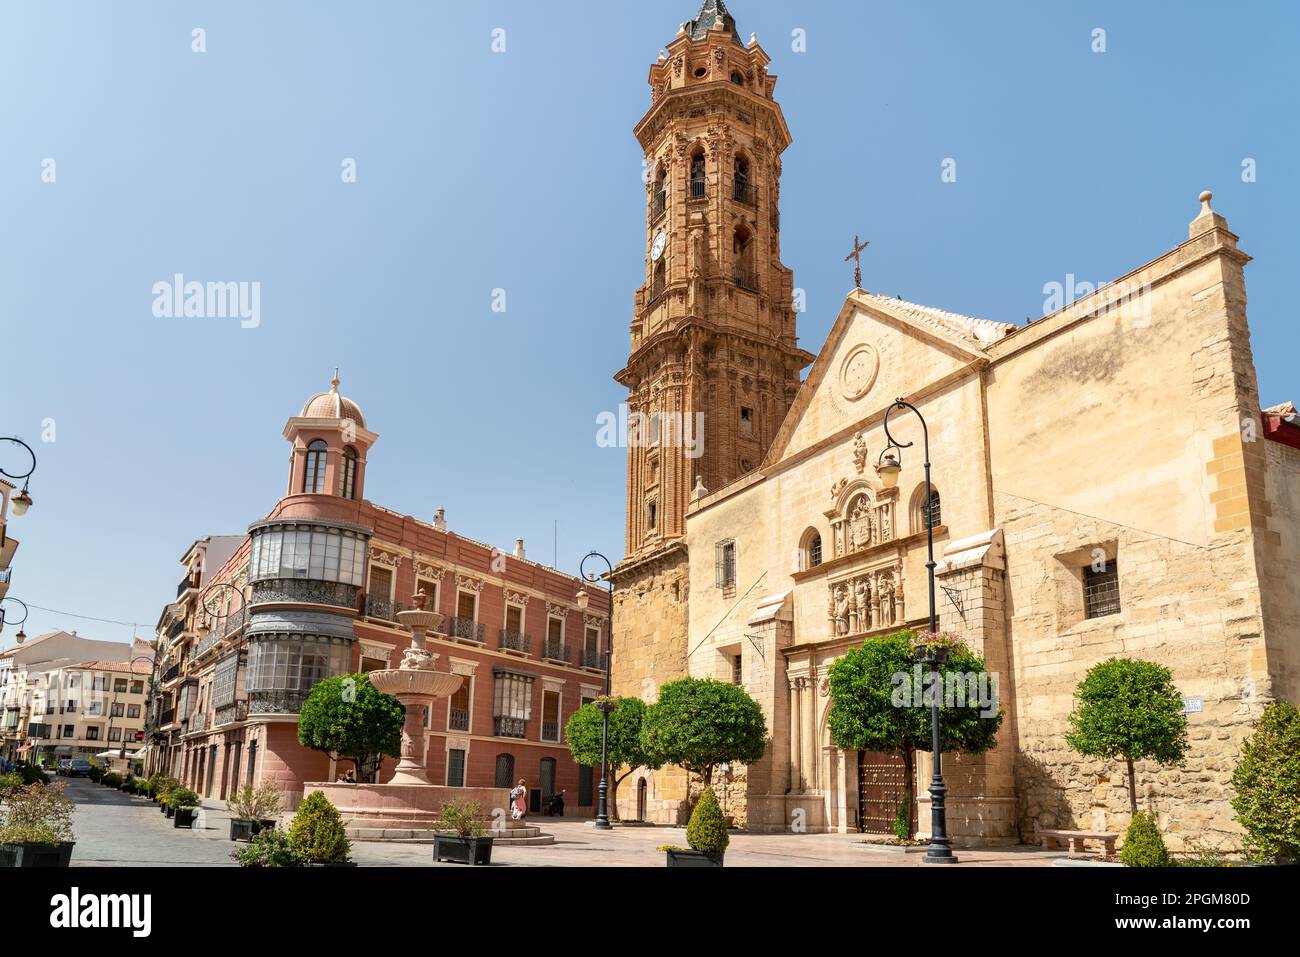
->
[[282, 369, 379, 501], [299, 369, 366, 428]]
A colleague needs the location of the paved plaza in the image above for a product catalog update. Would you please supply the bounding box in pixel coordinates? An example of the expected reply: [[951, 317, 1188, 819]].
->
[[64, 779, 1061, 868]]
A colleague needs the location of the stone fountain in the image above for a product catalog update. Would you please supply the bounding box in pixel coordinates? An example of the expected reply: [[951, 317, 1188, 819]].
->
[[366, 590, 463, 785], [303, 590, 519, 838]]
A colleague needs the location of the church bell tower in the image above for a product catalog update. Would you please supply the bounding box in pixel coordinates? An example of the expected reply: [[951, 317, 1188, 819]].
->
[[610, 0, 812, 823]]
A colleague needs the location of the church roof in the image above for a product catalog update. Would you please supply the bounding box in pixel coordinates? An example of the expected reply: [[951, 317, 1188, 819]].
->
[[299, 370, 366, 427], [685, 0, 743, 44], [858, 292, 1016, 349]]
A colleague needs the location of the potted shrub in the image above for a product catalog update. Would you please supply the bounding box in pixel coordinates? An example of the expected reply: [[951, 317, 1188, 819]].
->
[[226, 784, 282, 842], [154, 776, 178, 813], [663, 786, 728, 867], [102, 771, 122, 790], [231, 826, 301, 867], [288, 791, 353, 866], [433, 798, 493, 865], [0, 781, 76, 867], [168, 787, 201, 828]]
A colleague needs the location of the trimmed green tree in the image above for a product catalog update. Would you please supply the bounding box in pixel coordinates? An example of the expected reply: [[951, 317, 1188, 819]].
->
[[641, 678, 767, 790], [1065, 657, 1189, 816], [564, 696, 662, 821], [686, 786, 729, 856], [297, 673, 403, 783], [827, 629, 1002, 838], [288, 791, 351, 864], [1230, 700, 1300, 863], [1120, 811, 1169, 867]]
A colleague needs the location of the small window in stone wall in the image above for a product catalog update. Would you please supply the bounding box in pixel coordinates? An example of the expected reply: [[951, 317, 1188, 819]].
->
[[1084, 561, 1121, 619]]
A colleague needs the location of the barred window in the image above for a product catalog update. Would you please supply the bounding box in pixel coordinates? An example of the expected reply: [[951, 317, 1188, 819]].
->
[[1084, 562, 1121, 619], [732, 654, 742, 686], [715, 540, 737, 589], [447, 748, 466, 788], [494, 753, 515, 789], [925, 490, 942, 530]]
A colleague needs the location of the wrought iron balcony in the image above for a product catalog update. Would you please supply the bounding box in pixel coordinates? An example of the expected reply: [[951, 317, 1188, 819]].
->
[[648, 278, 666, 304], [161, 663, 180, 683], [252, 577, 359, 611], [157, 707, 175, 727], [449, 707, 470, 732], [448, 616, 485, 644], [177, 573, 198, 598], [188, 712, 208, 734], [166, 617, 186, 641], [498, 628, 530, 654], [542, 639, 569, 663], [493, 716, 526, 739], [542, 719, 559, 742], [733, 269, 759, 293], [582, 648, 603, 670], [733, 180, 758, 206], [689, 178, 707, 200], [364, 594, 396, 621], [214, 700, 249, 727], [248, 690, 309, 715]]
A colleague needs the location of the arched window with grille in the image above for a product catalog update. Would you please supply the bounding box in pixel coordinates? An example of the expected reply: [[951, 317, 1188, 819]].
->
[[303, 440, 327, 494], [911, 484, 941, 532], [338, 446, 358, 499], [494, 753, 515, 789], [800, 527, 823, 570], [733, 154, 751, 204]]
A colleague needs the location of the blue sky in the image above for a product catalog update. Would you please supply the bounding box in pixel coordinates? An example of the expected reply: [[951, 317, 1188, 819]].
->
[[2, 0, 1296, 646]]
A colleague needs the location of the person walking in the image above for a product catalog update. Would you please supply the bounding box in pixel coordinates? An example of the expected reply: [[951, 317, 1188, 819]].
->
[[510, 778, 528, 821]]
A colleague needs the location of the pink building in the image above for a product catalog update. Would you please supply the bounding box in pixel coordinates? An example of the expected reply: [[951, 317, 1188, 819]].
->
[[146, 375, 610, 813]]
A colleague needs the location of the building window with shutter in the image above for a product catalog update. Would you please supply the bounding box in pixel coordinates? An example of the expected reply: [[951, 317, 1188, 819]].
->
[[715, 540, 736, 590]]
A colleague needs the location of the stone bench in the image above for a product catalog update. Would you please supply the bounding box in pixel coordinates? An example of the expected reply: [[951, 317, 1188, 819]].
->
[[1038, 828, 1118, 857]]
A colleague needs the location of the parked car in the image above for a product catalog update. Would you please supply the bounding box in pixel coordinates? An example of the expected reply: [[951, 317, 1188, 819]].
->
[[65, 759, 93, 778], [56, 759, 73, 776]]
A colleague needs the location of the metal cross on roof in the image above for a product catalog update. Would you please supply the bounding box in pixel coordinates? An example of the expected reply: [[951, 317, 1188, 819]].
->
[[845, 234, 870, 289]]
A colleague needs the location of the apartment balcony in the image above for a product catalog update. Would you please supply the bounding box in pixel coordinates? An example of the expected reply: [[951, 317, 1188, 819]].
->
[[177, 572, 199, 599], [364, 594, 396, 621], [581, 648, 604, 670], [157, 707, 176, 728], [248, 690, 309, 715], [448, 707, 470, 732], [185, 712, 209, 735], [493, 716, 526, 739], [160, 663, 181, 684], [252, 577, 359, 612], [448, 617, 485, 644], [498, 628, 531, 656], [0, 566, 11, 599], [165, 617, 186, 642], [542, 639, 569, 664], [214, 700, 249, 727]]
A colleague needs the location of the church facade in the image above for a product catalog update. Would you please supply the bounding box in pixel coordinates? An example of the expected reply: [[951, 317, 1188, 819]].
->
[[614, 3, 1300, 849]]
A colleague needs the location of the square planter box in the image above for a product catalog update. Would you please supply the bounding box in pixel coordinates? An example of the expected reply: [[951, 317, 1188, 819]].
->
[[433, 834, 494, 866], [0, 841, 75, 868], [665, 848, 724, 868], [229, 818, 278, 842], [173, 807, 197, 828]]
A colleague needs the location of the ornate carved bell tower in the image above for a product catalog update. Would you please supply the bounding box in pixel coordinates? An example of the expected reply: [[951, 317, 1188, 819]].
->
[[616, 0, 813, 559], [609, 1, 813, 823]]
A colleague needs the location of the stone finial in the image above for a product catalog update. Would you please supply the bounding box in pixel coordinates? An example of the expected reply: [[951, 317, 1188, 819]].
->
[[659, 50, 667, 61], [749, 32, 758, 46], [678, 22, 687, 34], [1189, 188, 1231, 241], [692, 475, 709, 500]]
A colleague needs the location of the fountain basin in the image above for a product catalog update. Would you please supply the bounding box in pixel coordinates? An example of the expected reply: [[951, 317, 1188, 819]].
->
[[368, 668, 463, 698]]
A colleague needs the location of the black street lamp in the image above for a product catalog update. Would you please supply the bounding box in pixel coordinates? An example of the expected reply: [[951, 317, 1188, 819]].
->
[[878, 397, 957, 865], [576, 550, 614, 830], [1, 436, 37, 516], [0, 596, 29, 646]]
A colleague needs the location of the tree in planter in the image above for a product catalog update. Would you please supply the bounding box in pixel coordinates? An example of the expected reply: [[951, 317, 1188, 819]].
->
[[641, 678, 767, 794], [1065, 657, 1189, 816], [686, 786, 729, 858], [226, 784, 283, 824], [1230, 700, 1300, 863], [564, 696, 662, 821], [827, 630, 1002, 839], [297, 673, 403, 783], [288, 791, 351, 864]]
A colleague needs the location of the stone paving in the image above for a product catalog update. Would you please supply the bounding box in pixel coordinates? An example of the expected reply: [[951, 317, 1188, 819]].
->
[[64, 779, 1062, 867]]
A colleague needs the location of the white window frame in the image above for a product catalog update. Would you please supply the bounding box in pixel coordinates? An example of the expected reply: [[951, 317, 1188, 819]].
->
[[457, 590, 479, 623]]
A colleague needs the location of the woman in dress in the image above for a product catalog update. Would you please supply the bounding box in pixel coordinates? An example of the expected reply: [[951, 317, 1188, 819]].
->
[[510, 778, 528, 821]]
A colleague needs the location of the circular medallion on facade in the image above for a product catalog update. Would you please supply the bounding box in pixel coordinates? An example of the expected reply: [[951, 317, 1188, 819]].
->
[[839, 343, 879, 401]]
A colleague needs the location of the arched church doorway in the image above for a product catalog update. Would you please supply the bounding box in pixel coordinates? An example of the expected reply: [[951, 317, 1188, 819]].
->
[[637, 777, 648, 822]]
